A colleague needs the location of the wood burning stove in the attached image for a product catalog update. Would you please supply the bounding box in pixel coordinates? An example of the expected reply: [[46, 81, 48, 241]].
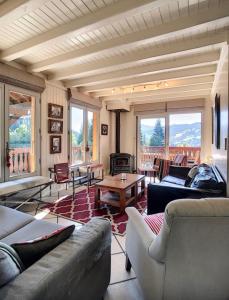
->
[[110, 153, 134, 175]]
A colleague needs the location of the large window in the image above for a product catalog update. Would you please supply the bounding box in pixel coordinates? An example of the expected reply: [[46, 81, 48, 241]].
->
[[138, 112, 202, 167], [70, 104, 99, 165]]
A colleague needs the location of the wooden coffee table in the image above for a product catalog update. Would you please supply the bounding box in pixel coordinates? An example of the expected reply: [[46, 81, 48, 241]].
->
[[95, 173, 145, 213]]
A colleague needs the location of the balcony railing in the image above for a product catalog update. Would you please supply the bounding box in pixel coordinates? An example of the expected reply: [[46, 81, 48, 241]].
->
[[140, 146, 201, 166], [9, 147, 31, 176]]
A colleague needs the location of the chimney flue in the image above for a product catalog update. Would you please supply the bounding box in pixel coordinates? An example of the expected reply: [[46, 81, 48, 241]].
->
[[115, 110, 120, 153]]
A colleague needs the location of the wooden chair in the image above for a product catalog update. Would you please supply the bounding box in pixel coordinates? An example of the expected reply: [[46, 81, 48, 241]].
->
[[54, 163, 87, 199], [172, 154, 187, 166]]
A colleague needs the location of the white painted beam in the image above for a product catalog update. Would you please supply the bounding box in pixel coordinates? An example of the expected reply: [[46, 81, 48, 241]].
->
[[62, 31, 226, 83], [30, 3, 229, 73], [130, 95, 208, 105], [78, 65, 217, 92], [1, 0, 167, 61], [128, 90, 211, 104], [92, 75, 215, 97], [59, 51, 219, 85], [103, 83, 213, 101], [0, 0, 48, 26], [100, 83, 212, 101]]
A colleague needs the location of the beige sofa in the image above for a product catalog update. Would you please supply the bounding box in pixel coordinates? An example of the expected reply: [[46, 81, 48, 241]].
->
[[125, 198, 229, 300]]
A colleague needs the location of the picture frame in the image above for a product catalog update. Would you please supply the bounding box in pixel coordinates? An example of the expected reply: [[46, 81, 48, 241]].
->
[[48, 119, 63, 134], [48, 103, 63, 119], [214, 93, 221, 149], [101, 124, 108, 135], [50, 135, 62, 154]]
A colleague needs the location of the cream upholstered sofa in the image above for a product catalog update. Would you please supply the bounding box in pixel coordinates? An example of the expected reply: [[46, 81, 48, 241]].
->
[[125, 198, 229, 300]]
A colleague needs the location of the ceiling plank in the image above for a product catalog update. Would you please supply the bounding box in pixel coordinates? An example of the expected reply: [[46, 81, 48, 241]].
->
[[29, 2, 229, 73], [73, 65, 217, 92], [103, 83, 213, 101], [59, 51, 219, 84], [0, 0, 48, 26], [0, 0, 168, 61], [61, 31, 226, 83], [92, 75, 215, 97]]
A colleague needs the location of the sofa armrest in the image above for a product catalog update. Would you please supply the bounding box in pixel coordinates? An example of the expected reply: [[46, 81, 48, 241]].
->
[[147, 183, 219, 215], [167, 165, 191, 179], [126, 207, 155, 251], [0, 218, 111, 300]]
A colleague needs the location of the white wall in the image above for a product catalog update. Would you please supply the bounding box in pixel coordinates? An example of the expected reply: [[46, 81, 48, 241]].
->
[[100, 102, 113, 174], [40, 81, 68, 176], [211, 45, 229, 184]]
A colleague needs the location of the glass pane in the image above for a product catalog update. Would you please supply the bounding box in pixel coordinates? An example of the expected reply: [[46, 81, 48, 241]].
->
[[139, 118, 165, 167], [71, 107, 84, 164], [169, 113, 201, 161], [87, 111, 98, 162], [8, 91, 36, 177]]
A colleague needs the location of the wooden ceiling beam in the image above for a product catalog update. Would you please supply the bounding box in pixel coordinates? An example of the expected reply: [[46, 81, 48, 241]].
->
[[0, 0, 167, 61], [61, 51, 219, 85], [76, 65, 217, 92], [30, 2, 229, 73], [62, 31, 226, 85]]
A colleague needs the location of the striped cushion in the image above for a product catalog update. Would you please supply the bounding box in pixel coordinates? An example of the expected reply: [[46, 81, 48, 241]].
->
[[144, 213, 164, 235]]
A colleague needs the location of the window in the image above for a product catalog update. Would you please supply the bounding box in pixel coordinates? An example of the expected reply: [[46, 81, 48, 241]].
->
[[70, 104, 99, 165], [138, 112, 202, 167]]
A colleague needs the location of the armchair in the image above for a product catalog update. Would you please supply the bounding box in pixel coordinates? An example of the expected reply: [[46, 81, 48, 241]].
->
[[125, 198, 229, 300]]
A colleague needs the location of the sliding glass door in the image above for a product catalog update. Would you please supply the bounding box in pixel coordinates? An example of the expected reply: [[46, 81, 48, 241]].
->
[[138, 112, 202, 167], [70, 104, 99, 165], [0, 84, 40, 181]]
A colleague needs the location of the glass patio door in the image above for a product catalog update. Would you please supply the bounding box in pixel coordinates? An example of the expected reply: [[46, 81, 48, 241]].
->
[[70, 104, 99, 165], [0, 83, 4, 182], [138, 116, 166, 168], [3, 85, 40, 180]]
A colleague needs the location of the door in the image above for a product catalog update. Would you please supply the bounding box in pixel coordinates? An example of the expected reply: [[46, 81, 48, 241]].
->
[[4, 85, 40, 180], [70, 104, 99, 165], [138, 116, 166, 168], [0, 83, 4, 182]]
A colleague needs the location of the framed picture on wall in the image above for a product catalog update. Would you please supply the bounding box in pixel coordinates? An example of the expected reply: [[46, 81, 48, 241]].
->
[[48, 119, 63, 134], [101, 124, 108, 135], [50, 135, 62, 154], [214, 93, 221, 149], [48, 103, 63, 119]]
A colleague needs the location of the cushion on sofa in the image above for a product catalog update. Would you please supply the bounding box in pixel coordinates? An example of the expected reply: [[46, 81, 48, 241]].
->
[[0, 206, 34, 240], [190, 164, 219, 190], [185, 166, 199, 187], [11, 225, 75, 268], [144, 213, 164, 235], [1, 219, 62, 245], [162, 175, 186, 186], [0, 242, 24, 287]]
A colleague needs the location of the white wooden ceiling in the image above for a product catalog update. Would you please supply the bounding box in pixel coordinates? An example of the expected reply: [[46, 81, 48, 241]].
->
[[0, 0, 228, 104]]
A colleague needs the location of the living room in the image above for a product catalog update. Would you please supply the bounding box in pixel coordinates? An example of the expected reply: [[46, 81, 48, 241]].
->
[[0, 0, 229, 299]]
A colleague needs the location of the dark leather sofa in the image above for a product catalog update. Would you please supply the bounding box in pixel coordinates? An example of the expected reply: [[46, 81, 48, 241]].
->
[[147, 164, 226, 215]]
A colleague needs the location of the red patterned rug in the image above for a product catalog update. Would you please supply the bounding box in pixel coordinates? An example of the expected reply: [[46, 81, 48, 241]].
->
[[43, 187, 147, 235]]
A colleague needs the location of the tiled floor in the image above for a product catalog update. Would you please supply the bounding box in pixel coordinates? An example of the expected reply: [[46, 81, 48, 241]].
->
[[20, 184, 146, 300]]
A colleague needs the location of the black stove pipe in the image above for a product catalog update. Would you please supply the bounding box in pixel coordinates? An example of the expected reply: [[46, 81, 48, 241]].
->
[[115, 110, 120, 153]]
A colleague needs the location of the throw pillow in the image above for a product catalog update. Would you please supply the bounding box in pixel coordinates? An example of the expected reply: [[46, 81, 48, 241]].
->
[[144, 213, 164, 235], [185, 166, 199, 187], [0, 242, 24, 287], [11, 225, 75, 269]]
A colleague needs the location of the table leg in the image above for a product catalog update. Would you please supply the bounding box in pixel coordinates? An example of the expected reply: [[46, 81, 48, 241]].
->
[[119, 190, 126, 213], [141, 179, 145, 196], [95, 186, 100, 209]]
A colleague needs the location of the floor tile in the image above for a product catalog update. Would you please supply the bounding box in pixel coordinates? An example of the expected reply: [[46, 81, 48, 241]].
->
[[110, 253, 135, 284], [115, 235, 126, 252], [111, 234, 123, 254], [104, 279, 144, 300], [57, 217, 83, 228]]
